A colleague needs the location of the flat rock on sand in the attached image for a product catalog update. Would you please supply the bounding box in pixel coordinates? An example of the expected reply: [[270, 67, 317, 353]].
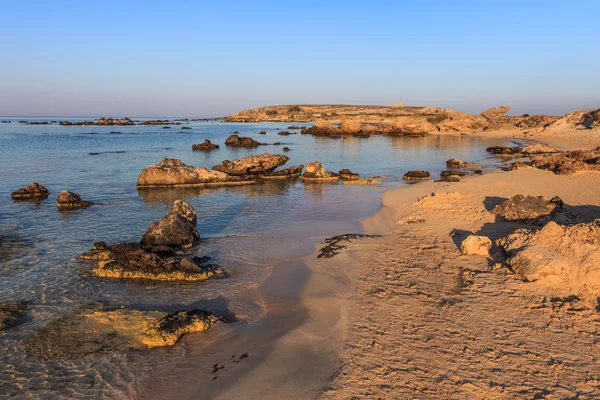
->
[[491, 194, 563, 222], [25, 304, 221, 360]]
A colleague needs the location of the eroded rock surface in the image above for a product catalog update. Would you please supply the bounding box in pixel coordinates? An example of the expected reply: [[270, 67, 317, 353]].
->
[[460, 235, 491, 256], [212, 154, 289, 176], [491, 195, 563, 222], [530, 147, 600, 175], [141, 200, 199, 253], [302, 161, 340, 181], [56, 191, 93, 209], [11, 183, 50, 200], [338, 169, 360, 180], [403, 171, 430, 180], [225, 134, 263, 148], [192, 140, 219, 151]]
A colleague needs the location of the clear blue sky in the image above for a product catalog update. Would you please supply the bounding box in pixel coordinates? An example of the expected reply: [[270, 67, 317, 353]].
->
[[1, 1, 599, 117]]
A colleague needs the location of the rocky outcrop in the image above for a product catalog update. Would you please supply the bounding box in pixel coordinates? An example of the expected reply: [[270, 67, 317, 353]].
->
[[530, 147, 600, 175], [402, 171, 430, 180], [508, 161, 531, 171], [11, 182, 50, 200], [460, 235, 491, 256], [338, 169, 360, 180], [437, 175, 461, 183], [491, 195, 563, 222], [445, 159, 483, 169], [391, 117, 434, 135], [480, 106, 510, 121], [212, 154, 290, 176], [259, 165, 304, 179], [302, 162, 340, 181], [56, 191, 93, 209], [192, 140, 219, 151], [0, 302, 27, 330], [25, 304, 224, 359], [487, 144, 559, 156], [137, 158, 252, 188], [140, 201, 199, 253], [225, 134, 263, 148], [496, 220, 600, 300], [277, 131, 294, 136]]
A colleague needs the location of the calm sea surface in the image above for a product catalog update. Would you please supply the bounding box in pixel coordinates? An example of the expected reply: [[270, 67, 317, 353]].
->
[[0, 118, 510, 398]]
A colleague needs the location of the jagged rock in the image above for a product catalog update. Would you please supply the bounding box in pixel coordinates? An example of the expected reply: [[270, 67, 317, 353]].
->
[[224, 134, 262, 148], [82, 242, 225, 281], [402, 171, 430, 180], [25, 304, 223, 360], [509, 161, 531, 171], [391, 117, 434, 135], [480, 106, 510, 121], [491, 195, 563, 222], [530, 147, 600, 175], [141, 201, 199, 253], [487, 144, 559, 156], [445, 159, 483, 169], [137, 158, 251, 188], [497, 220, 600, 293], [0, 302, 27, 330], [302, 162, 340, 181], [460, 235, 492, 256], [212, 153, 290, 176], [258, 130, 267, 135], [259, 165, 304, 180], [192, 140, 219, 151], [487, 146, 521, 156], [56, 191, 93, 209], [338, 168, 360, 180], [11, 182, 50, 200]]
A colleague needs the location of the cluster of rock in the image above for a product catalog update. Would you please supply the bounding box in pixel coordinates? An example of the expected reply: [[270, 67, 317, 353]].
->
[[486, 143, 559, 156], [11, 182, 50, 200], [11, 183, 93, 210], [137, 155, 304, 188], [530, 147, 600, 175], [82, 200, 225, 281], [60, 118, 135, 126], [192, 139, 219, 151], [301, 162, 340, 182], [25, 303, 224, 359]]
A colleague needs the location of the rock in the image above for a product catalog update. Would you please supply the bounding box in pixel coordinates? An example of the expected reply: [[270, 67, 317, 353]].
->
[[137, 158, 251, 188], [508, 161, 531, 171], [258, 131, 267, 135], [474, 170, 483, 175], [480, 106, 510, 121], [25, 304, 223, 359], [302, 162, 340, 181], [402, 171, 430, 180], [342, 178, 382, 185], [487, 144, 558, 156], [486, 146, 521, 156], [277, 131, 293, 136], [224, 134, 262, 148], [11, 182, 50, 200], [192, 139, 219, 151], [82, 242, 225, 281], [530, 147, 600, 175], [440, 170, 470, 177], [56, 191, 93, 209], [437, 175, 461, 182], [340, 120, 363, 133], [491, 195, 563, 222], [445, 159, 483, 169], [460, 235, 492, 256], [259, 165, 304, 180], [181, 126, 192, 130], [519, 143, 559, 154], [212, 153, 290, 176], [140, 201, 199, 253], [287, 125, 304, 130], [338, 168, 360, 180], [301, 121, 339, 136], [391, 117, 434, 135], [496, 220, 600, 294], [282, 147, 291, 152], [0, 302, 27, 330]]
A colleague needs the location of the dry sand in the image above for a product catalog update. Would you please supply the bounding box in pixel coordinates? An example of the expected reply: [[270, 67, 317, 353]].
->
[[320, 128, 600, 399]]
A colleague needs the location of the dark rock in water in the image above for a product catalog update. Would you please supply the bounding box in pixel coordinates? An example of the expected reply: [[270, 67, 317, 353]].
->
[[302, 161, 340, 181], [402, 170, 430, 180], [287, 125, 305, 130], [491, 195, 563, 222], [318, 234, 380, 258], [192, 139, 219, 151], [474, 169, 483, 175], [181, 126, 192, 130], [486, 146, 520, 156], [338, 168, 360, 180], [440, 170, 469, 177], [212, 153, 290, 176], [445, 159, 483, 168], [277, 131, 294, 136], [260, 165, 304, 180], [11, 182, 50, 200], [224, 134, 263, 148], [258, 131, 267, 135], [282, 147, 291, 152], [25, 303, 224, 360], [141, 200, 199, 253], [163, 126, 171, 129], [56, 190, 93, 209], [109, 131, 122, 134], [273, 142, 282, 145], [0, 302, 28, 330], [82, 242, 225, 281]]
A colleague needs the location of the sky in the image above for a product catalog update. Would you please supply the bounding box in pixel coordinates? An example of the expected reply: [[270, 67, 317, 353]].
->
[[1, 1, 599, 117]]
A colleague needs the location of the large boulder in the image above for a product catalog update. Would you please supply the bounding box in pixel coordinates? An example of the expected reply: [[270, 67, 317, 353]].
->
[[224, 134, 262, 148], [212, 153, 289, 176], [460, 235, 492, 256], [137, 158, 250, 187], [82, 242, 224, 281], [480, 106, 510, 121], [338, 168, 360, 180], [25, 304, 223, 360], [402, 170, 430, 180], [192, 139, 219, 151], [141, 200, 199, 253], [56, 191, 93, 209], [302, 161, 340, 181], [11, 182, 50, 200], [491, 195, 563, 222]]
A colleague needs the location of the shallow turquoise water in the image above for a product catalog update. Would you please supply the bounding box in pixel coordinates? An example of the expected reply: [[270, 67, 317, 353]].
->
[[0, 118, 510, 398]]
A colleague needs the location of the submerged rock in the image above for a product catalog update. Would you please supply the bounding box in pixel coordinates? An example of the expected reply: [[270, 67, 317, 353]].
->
[[491, 195, 563, 222], [141, 200, 199, 253], [137, 158, 251, 188], [212, 153, 290, 176], [0, 302, 27, 330], [25, 304, 223, 360], [460, 235, 491, 256], [302, 161, 340, 181], [56, 191, 93, 209], [402, 170, 430, 180], [11, 182, 50, 200], [225, 134, 263, 148], [338, 169, 360, 180], [192, 139, 219, 151]]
